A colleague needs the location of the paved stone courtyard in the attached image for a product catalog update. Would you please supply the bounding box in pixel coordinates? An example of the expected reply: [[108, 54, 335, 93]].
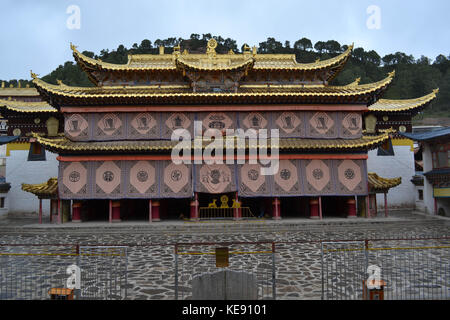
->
[[0, 210, 449, 300]]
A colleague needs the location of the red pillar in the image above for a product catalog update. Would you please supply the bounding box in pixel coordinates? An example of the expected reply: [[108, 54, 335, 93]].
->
[[309, 198, 319, 219], [347, 198, 357, 218], [149, 199, 152, 223], [112, 200, 121, 222], [319, 196, 323, 220], [72, 201, 82, 223], [152, 201, 161, 221], [190, 198, 199, 221], [272, 197, 281, 220], [234, 193, 242, 220], [109, 200, 112, 223], [39, 199, 42, 224]]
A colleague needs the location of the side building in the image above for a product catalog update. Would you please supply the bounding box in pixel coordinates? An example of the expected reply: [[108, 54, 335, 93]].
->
[[0, 83, 61, 217]]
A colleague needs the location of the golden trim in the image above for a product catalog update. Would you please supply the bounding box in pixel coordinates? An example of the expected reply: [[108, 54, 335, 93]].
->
[[369, 89, 438, 112]]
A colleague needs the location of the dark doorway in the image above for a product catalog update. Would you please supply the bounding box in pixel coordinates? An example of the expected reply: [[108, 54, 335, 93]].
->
[[240, 197, 271, 218], [121, 199, 149, 221], [160, 198, 190, 220], [280, 197, 309, 218], [82, 200, 109, 221], [321, 196, 347, 218]]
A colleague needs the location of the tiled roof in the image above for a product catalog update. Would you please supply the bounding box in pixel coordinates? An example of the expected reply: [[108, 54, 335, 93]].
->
[[368, 89, 439, 113], [0, 99, 57, 113], [368, 172, 402, 191], [21, 178, 58, 198], [72, 43, 353, 72], [32, 132, 391, 154], [31, 71, 394, 106], [400, 126, 450, 141], [0, 87, 39, 97]]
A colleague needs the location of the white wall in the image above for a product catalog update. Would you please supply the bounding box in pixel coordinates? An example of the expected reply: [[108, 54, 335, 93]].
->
[[6, 149, 58, 215], [367, 145, 416, 209]]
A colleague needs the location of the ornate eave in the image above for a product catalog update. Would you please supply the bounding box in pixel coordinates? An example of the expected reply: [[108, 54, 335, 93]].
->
[[21, 177, 58, 199], [368, 89, 439, 116], [71, 41, 353, 85], [31, 71, 394, 107], [32, 131, 390, 154], [0, 98, 57, 113], [368, 172, 402, 193]]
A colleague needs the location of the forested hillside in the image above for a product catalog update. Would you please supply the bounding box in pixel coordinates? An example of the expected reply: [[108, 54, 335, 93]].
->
[[2, 34, 449, 121]]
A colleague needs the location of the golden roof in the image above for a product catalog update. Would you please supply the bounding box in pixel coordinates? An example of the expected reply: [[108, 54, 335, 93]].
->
[[31, 71, 394, 105], [369, 89, 439, 113], [32, 131, 391, 153], [0, 99, 57, 113], [0, 87, 39, 97], [368, 172, 402, 191], [21, 177, 58, 198], [71, 42, 353, 72]]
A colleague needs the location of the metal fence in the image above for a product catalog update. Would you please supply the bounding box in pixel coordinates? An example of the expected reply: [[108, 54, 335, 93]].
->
[[321, 238, 450, 300], [174, 241, 276, 300], [0, 245, 128, 300]]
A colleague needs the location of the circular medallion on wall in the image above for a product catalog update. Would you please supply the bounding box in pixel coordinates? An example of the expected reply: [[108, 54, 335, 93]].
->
[[399, 125, 407, 133], [12, 128, 21, 136], [383, 116, 389, 121], [34, 118, 41, 124]]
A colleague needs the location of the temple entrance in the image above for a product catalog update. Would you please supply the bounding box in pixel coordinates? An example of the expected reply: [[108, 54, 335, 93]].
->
[[198, 192, 247, 219], [120, 199, 149, 221], [240, 197, 270, 218], [280, 197, 309, 218], [160, 198, 190, 220], [321, 196, 347, 218], [82, 200, 109, 221]]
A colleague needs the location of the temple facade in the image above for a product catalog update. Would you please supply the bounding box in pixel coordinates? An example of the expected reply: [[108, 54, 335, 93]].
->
[[9, 39, 438, 222]]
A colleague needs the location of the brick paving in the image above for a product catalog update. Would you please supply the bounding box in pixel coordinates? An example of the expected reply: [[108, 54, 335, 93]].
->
[[0, 211, 449, 300]]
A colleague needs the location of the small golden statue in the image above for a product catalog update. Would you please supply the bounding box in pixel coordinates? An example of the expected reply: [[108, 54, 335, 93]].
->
[[220, 195, 229, 208], [208, 199, 217, 208]]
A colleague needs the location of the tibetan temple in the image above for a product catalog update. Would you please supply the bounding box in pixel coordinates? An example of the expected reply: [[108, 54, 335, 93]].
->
[[3, 39, 439, 223]]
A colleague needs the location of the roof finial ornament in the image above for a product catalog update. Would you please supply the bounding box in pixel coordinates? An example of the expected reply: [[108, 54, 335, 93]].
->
[[207, 38, 218, 57], [433, 88, 439, 95], [18, 80, 21, 88], [388, 70, 396, 78], [1, 81, 4, 88], [30, 70, 38, 79], [252, 46, 257, 56], [159, 46, 165, 55], [243, 44, 251, 54], [70, 42, 78, 52]]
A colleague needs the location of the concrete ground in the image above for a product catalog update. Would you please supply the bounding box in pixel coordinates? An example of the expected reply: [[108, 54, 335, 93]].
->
[[0, 210, 449, 300]]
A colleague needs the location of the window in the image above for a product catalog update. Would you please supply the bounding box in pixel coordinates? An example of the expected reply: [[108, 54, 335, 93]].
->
[[27, 142, 46, 161], [0, 197, 5, 208], [418, 190, 423, 201]]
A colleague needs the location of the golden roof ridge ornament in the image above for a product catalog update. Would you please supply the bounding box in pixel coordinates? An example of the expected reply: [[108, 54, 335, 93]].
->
[[30, 70, 38, 79], [207, 38, 218, 58]]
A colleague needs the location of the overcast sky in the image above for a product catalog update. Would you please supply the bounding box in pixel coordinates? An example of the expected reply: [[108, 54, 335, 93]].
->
[[1, 0, 449, 80]]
